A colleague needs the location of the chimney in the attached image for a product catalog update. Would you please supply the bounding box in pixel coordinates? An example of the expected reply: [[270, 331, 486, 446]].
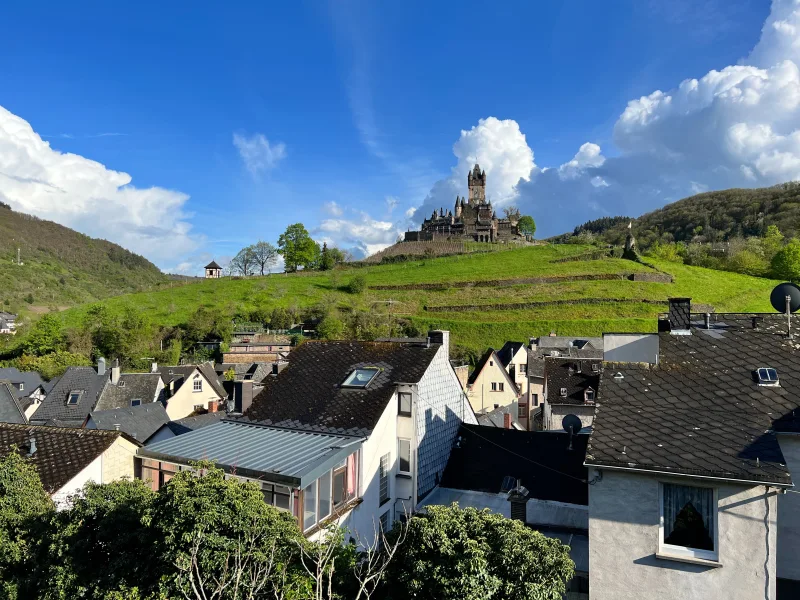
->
[[234, 381, 254, 414], [507, 483, 529, 522], [27, 434, 36, 457], [428, 330, 450, 358], [111, 363, 121, 385], [208, 400, 218, 413], [704, 313, 711, 329], [667, 298, 691, 334], [503, 413, 512, 429], [97, 357, 106, 376], [151, 362, 158, 373]]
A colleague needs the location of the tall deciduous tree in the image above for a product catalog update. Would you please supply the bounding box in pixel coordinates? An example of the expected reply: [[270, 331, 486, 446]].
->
[[251, 241, 279, 275], [384, 504, 574, 600], [503, 206, 521, 221], [230, 246, 257, 276], [772, 238, 800, 281], [278, 223, 318, 272], [517, 215, 536, 238]]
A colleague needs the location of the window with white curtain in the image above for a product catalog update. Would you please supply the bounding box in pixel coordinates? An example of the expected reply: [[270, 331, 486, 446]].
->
[[660, 483, 717, 560]]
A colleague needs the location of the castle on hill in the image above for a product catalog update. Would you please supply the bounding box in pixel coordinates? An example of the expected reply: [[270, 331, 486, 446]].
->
[[404, 164, 524, 243]]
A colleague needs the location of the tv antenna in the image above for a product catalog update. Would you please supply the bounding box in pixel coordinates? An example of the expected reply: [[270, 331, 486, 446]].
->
[[562, 414, 582, 450], [770, 282, 800, 339]]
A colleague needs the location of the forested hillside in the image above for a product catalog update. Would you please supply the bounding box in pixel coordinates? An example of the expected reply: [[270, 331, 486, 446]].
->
[[0, 202, 166, 311], [560, 182, 800, 248]]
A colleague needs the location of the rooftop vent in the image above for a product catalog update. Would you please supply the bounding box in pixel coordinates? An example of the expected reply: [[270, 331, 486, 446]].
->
[[756, 368, 779, 387], [613, 372, 624, 381]]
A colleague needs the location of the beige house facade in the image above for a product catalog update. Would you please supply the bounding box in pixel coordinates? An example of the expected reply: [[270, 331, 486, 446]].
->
[[466, 349, 519, 416]]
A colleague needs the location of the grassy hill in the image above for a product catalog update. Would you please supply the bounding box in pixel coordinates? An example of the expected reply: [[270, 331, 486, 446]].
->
[[0, 203, 167, 313], [560, 182, 800, 248], [44, 244, 780, 361]]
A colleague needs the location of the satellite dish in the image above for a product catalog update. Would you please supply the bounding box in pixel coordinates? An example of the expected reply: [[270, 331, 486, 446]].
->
[[562, 414, 582, 434], [770, 282, 800, 314]]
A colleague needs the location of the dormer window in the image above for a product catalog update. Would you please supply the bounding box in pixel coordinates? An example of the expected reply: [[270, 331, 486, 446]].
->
[[18, 383, 23, 391], [757, 368, 779, 387], [591, 363, 600, 373], [118, 380, 126, 387], [560, 387, 568, 397], [342, 367, 380, 388], [131, 399, 141, 407], [585, 388, 596, 403], [67, 391, 83, 405]]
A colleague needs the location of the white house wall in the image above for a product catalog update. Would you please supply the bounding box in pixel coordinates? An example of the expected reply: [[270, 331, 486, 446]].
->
[[52, 454, 103, 509], [416, 345, 477, 500], [589, 468, 778, 600], [165, 370, 224, 420], [777, 434, 800, 583]]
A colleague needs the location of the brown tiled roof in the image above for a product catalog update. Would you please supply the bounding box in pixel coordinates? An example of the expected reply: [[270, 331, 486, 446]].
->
[[587, 313, 800, 486], [0, 423, 138, 493], [241, 340, 439, 436]]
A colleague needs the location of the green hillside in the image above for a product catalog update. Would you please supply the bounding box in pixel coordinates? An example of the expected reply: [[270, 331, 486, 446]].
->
[[32, 243, 780, 364], [0, 203, 167, 312]]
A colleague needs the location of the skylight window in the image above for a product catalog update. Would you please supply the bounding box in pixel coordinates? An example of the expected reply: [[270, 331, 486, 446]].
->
[[342, 367, 380, 388], [131, 399, 141, 407], [67, 391, 83, 405], [560, 387, 568, 397], [757, 368, 780, 386]]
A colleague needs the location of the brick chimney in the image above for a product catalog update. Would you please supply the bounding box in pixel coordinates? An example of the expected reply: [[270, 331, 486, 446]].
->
[[208, 400, 218, 413], [503, 413, 512, 429]]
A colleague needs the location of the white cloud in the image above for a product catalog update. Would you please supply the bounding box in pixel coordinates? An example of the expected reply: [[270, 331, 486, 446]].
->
[[323, 201, 344, 216], [0, 104, 199, 267], [558, 143, 606, 179], [315, 211, 400, 258], [385, 196, 399, 214], [233, 132, 286, 175]]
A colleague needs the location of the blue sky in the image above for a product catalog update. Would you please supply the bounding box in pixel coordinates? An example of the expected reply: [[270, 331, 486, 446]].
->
[[3, 0, 798, 273]]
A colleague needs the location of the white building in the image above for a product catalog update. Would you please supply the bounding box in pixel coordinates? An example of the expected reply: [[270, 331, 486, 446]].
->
[[136, 331, 476, 544]]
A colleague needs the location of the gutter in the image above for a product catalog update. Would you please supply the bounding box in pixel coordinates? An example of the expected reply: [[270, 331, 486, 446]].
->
[[583, 461, 794, 489]]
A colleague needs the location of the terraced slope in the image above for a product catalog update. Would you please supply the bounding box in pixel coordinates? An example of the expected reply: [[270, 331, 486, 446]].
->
[[46, 244, 780, 357]]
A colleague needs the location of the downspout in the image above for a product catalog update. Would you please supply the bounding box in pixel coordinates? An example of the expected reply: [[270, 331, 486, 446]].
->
[[764, 486, 771, 600]]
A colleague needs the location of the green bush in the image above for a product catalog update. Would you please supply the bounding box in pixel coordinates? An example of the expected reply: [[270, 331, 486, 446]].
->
[[345, 275, 367, 294], [772, 238, 800, 281]]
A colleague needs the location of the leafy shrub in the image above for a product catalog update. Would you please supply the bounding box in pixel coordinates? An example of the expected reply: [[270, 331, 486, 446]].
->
[[316, 315, 345, 340], [9, 351, 92, 380], [772, 238, 800, 281], [345, 275, 367, 294]]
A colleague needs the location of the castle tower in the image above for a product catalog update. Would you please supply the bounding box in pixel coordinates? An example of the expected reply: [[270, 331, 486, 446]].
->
[[454, 196, 462, 218], [467, 163, 486, 204]]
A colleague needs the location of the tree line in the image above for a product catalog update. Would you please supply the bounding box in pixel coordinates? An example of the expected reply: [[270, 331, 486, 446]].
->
[[228, 224, 351, 276], [0, 452, 574, 600]]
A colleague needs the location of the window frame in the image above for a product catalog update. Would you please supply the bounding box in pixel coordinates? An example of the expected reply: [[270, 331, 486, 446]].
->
[[658, 482, 719, 562], [379, 453, 390, 506], [517, 402, 528, 419], [67, 390, 83, 405], [398, 439, 411, 475], [398, 392, 412, 417], [342, 367, 380, 388], [193, 378, 203, 393], [491, 382, 497, 391], [130, 399, 142, 407], [498, 382, 504, 392], [518, 363, 527, 375]]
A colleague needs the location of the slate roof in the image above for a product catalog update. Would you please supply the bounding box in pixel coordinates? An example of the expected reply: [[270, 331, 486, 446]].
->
[[544, 357, 601, 405], [89, 402, 170, 443], [536, 336, 603, 351], [476, 405, 524, 430], [205, 260, 221, 269], [0, 368, 45, 399], [468, 348, 496, 386], [165, 411, 226, 436], [528, 345, 603, 379], [156, 365, 196, 387], [241, 340, 440, 436], [586, 313, 800, 487], [496, 341, 525, 368], [441, 424, 588, 505], [31, 367, 109, 427], [94, 373, 163, 411], [197, 363, 227, 398], [0, 423, 137, 493], [0, 381, 27, 424]]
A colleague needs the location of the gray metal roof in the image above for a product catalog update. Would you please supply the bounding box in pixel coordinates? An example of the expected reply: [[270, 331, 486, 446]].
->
[[89, 402, 170, 442], [139, 420, 363, 487]]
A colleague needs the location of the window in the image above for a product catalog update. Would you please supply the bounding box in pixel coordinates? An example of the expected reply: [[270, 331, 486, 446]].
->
[[118, 380, 126, 387], [318, 471, 332, 520], [398, 392, 412, 416], [489, 360, 494, 366], [261, 483, 292, 511], [591, 363, 600, 373], [499, 382, 504, 392], [398, 439, 411, 474], [757, 367, 779, 386], [303, 482, 317, 531], [560, 387, 568, 397], [585, 389, 595, 403], [491, 382, 497, 391], [18, 383, 23, 391], [67, 391, 82, 405], [333, 464, 347, 506], [532, 393, 539, 406], [343, 367, 380, 388], [130, 399, 141, 407], [660, 483, 717, 561], [193, 378, 203, 392], [518, 403, 528, 419], [518, 364, 527, 375], [379, 510, 391, 534], [379, 453, 390, 505]]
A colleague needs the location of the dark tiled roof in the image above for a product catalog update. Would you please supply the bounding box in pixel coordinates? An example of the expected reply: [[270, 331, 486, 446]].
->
[[441, 424, 588, 505], [468, 348, 496, 386], [31, 367, 108, 426], [0, 423, 136, 493], [205, 261, 221, 269], [0, 381, 27, 424], [89, 402, 170, 442], [197, 363, 227, 398], [94, 373, 163, 411], [545, 357, 601, 405], [496, 341, 524, 368], [536, 336, 603, 350], [476, 405, 524, 430], [166, 411, 226, 436], [241, 340, 439, 436], [0, 368, 45, 399], [528, 346, 603, 379], [156, 365, 196, 387], [586, 313, 800, 486]]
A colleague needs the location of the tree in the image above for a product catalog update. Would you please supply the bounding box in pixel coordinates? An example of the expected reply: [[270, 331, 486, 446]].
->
[[383, 504, 574, 600], [22, 314, 65, 356], [517, 215, 536, 238], [320, 242, 335, 271], [345, 275, 367, 295], [316, 315, 345, 340], [763, 224, 785, 259], [278, 223, 318, 272], [251, 241, 279, 275], [503, 206, 521, 221], [0, 451, 54, 598], [772, 238, 800, 281], [270, 307, 294, 330], [230, 246, 257, 276]]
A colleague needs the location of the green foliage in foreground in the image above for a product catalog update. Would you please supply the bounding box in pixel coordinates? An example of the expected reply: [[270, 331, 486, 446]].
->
[[384, 504, 574, 600], [0, 455, 574, 599]]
